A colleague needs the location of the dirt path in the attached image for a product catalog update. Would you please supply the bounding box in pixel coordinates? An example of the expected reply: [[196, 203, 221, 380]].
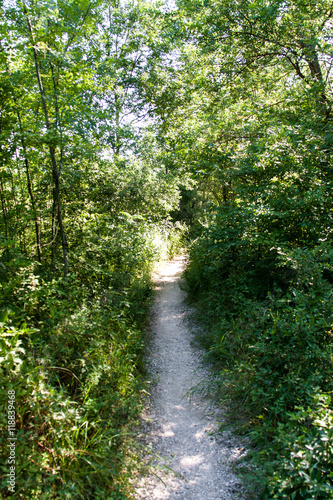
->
[[134, 256, 248, 500]]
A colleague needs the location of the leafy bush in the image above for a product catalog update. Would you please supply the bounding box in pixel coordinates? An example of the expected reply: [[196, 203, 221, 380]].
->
[[185, 201, 333, 498], [270, 395, 333, 499]]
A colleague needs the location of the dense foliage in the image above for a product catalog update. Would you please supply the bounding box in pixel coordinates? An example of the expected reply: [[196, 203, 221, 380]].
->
[[168, 0, 333, 497], [0, 0, 183, 498], [0, 152, 183, 498], [1, 0, 333, 497]]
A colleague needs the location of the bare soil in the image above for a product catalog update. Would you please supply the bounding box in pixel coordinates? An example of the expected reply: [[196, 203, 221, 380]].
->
[[134, 256, 249, 500]]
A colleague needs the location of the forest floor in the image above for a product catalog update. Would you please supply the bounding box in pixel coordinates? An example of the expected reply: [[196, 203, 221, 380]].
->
[[133, 256, 250, 500]]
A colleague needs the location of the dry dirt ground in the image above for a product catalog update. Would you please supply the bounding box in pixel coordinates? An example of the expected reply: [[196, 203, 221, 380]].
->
[[133, 256, 249, 500]]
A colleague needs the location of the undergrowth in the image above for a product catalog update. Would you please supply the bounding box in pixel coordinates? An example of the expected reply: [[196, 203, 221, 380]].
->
[[0, 218, 185, 499], [184, 205, 333, 499]]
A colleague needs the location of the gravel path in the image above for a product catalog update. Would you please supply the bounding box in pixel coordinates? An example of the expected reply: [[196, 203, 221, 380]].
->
[[134, 256, 249, 500]]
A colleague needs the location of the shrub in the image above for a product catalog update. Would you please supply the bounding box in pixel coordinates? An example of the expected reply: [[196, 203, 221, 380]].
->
[[184, 207, 333, 497], [270, 395, 333, 499]]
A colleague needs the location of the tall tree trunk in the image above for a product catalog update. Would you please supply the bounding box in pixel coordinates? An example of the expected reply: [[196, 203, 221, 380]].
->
[[24, 4, 69, 277]]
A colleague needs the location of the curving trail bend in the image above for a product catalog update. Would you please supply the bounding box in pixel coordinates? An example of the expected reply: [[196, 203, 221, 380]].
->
[[134, 256, 248, 500]]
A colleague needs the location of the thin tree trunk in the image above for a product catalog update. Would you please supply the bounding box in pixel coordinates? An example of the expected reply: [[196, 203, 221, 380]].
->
[[24, 157, 42, 263], [7, 61, 42, 262], [50, 62, 64, 173], [14, 105, 42, 263], [10, 168, 19, 229], [51, 188, 57, 264], [15, 153, 27, 253], [115, 93, 121, 158], [0, 180, 8, 238], [24, 5, 69, 277]]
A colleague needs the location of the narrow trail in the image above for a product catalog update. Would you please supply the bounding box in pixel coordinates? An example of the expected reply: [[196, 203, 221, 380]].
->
[[134, 256, 248, 500]]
